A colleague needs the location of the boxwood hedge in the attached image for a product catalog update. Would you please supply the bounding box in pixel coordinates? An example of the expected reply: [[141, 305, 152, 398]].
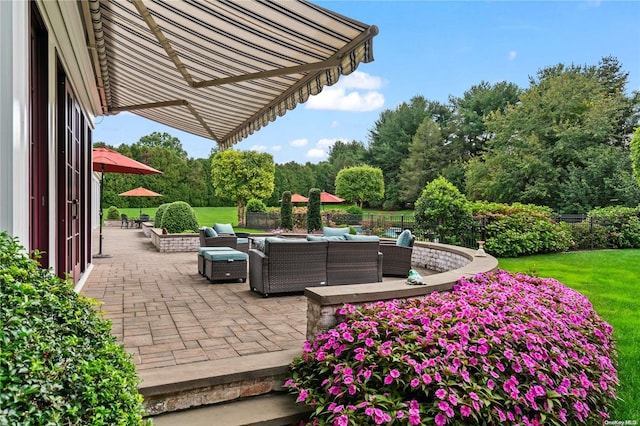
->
[[0, 232, 149, 425]]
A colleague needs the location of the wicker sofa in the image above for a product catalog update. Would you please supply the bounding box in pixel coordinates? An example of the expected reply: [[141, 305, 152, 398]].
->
[[249, 237, 382, 296], [199, 226, 249, 252]]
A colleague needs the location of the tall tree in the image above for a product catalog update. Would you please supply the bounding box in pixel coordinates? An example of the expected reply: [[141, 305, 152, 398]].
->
[[397, 118, 447, 203], [327, 140, 367, 192], [211, 150, 275, 226], [366, 96, 431, 209], [465, 57, 640, 212], [335, 165, 384, 207], [449, 80, 521, 157]]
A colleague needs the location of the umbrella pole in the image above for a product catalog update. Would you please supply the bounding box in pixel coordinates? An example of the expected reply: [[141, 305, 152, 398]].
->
[[93, 165, 111, 258]]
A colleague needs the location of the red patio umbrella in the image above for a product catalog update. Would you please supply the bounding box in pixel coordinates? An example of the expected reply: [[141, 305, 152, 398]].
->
[[320, 191, 344, 203], [119, 186, 163, 216], [290, 193, 309, 203], [93, 147, 162, 257]]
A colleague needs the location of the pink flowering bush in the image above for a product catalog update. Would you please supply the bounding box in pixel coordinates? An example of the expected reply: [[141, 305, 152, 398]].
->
[[285, 271, 618, 425]]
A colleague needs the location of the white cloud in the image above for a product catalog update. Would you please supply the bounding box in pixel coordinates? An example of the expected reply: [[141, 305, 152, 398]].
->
[[305, 71, 385, 112], [508, 51, 517, 61], [331, 120, 340, 128], [317, 138, 340, 149], [290, 138, 308, 147], [271, 145, 282, 152], [306, 148, 326, 159], [249, 145, 267, 152]]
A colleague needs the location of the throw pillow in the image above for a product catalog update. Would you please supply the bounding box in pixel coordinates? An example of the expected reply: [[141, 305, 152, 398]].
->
[[203, 226, 217, 238], [214, 223, 235, 235], [252, 237, 266, 252], [397, 229, 414, 247], [322, 226, 350, 237]]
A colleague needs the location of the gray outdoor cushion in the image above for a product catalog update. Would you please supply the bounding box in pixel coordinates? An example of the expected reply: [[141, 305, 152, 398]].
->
[[397, 229, 414, 247], [203, 250, 248, 262], [306, 235, 344, 241], [344, 234, 380, 242], [322, 226, 350, 237], [264, 237, 308, 255], [199, 246, 233, 255], [214, 223, 235, 235], [203, 226, 217, 238]]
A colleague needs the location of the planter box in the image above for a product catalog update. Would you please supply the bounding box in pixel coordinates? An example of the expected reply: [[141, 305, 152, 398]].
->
[[149, 228, 200, 252]]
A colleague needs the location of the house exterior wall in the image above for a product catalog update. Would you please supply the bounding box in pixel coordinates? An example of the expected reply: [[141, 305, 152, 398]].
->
[[1, 0, 100, 284]]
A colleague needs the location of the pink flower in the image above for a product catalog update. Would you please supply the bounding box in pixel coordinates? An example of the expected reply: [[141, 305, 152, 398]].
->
[[422, 374, 432, 385], [438, 401, 450, 411], [390, 369, 400, 378], [334, 415, 348, 426], [384, 375, 393, 385], [410, 378, 420, 388], [365, 338, 374, 347], [434, 413, 447, 426], [487, 379, 495, 390], [460, 405, 471, 417], [469, 392, 479, 401], [435, 389, 447, 399], [297, 389, 308, 402], [448, 394, 458, 406]]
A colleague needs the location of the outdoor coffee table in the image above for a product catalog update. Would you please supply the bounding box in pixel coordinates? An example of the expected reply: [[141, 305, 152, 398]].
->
[[203, 248, 248, 283]]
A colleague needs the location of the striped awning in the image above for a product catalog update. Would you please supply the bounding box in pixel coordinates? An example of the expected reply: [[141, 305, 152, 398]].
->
[[83, 0, 378, 149]]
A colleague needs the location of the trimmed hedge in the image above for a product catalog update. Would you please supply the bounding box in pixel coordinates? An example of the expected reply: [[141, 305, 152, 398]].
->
[[0, 232, 149, 425], [154, 202, 170, 229], [161, 201, 199, 234], [106, 205, 120, 220], [280, 192, 293, 231]]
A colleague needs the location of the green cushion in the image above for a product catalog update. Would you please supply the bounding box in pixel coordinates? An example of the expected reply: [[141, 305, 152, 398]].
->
[[213, 223, 235, 235], [203, 250, 248, 262], [322, 226, 350, 237], [264, 237, 309, 256], [344, 234, 380, 242], [199, 246, 233, 255], [203, 226, 217, 238], [397, 230, 414, 247]]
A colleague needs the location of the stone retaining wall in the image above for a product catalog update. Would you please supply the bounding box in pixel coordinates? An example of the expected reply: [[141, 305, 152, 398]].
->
[[149, 228, 200, 252], [305, 242, 498, 342]]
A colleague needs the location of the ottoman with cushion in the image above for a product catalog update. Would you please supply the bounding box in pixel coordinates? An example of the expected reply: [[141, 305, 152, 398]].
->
[[198, 246, 234, 275], [203, 248, 248, 282]]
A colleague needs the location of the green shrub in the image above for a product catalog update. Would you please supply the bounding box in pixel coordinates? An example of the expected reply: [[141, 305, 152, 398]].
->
[[569, 221, 611, 250], [106, 205, 120, 220], [161, 201, 199, 234], [246, 198, 267, 213], [307, 189, 322, 232], [280, 192, 293, 230], [0, 232, 149, 425], [154, 203, 170, 229], [286, 271, 618, 425], [415, 177, 474, 244], [472, 202, 573, 257], [345, 205, 363, 225], [588, 206, 640, 248]]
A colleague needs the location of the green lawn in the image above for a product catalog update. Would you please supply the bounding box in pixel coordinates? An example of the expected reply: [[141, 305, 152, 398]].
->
[[498, 250, 640, 420]]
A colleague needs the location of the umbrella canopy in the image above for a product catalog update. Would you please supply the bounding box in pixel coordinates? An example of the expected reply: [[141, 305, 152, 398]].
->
[[93, 148, 162, 257], [93, 147, 162, 175], [118, 186, 162, 197], [290, 193, 309, 203], [320, 191, 345, 203]]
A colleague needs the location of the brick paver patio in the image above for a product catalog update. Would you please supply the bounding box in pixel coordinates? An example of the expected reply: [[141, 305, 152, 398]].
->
[[82, 227, 307, 371]]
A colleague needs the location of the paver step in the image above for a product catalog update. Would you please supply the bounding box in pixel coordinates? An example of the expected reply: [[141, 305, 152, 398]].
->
[[149, 392, 311, 426]]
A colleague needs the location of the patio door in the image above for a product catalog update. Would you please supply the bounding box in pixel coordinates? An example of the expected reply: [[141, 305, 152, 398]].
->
[[29, 3, 49, 267], [56, 66, 84, 282]]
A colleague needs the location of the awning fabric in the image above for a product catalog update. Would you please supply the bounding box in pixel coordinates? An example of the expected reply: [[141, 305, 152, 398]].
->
[[84, 0, 378, 149]]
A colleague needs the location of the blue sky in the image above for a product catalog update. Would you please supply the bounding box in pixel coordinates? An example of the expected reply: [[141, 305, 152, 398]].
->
[[93, 0, 640, 165]]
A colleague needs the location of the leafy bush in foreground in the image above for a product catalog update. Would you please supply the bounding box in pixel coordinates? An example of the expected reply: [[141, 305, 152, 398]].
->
[[286, 271, 618, 425], [0, 232, 148, 425]]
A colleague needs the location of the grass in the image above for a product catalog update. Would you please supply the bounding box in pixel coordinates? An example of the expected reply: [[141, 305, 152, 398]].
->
[[498, 250, 640, 420]]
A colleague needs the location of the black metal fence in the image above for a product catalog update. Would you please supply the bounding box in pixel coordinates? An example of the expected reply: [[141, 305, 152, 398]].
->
[[247, 211, 638, 251]]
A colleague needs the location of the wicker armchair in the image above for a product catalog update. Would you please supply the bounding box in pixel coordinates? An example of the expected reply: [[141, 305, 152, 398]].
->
[[249, 239, 328, 296], [198, 228, 238, 249], [380, 231, 415, 277]]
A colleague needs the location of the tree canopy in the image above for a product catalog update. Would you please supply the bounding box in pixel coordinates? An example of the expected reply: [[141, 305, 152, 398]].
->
[[211, 150, 275, 226], [335, 165, 385, 207]]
